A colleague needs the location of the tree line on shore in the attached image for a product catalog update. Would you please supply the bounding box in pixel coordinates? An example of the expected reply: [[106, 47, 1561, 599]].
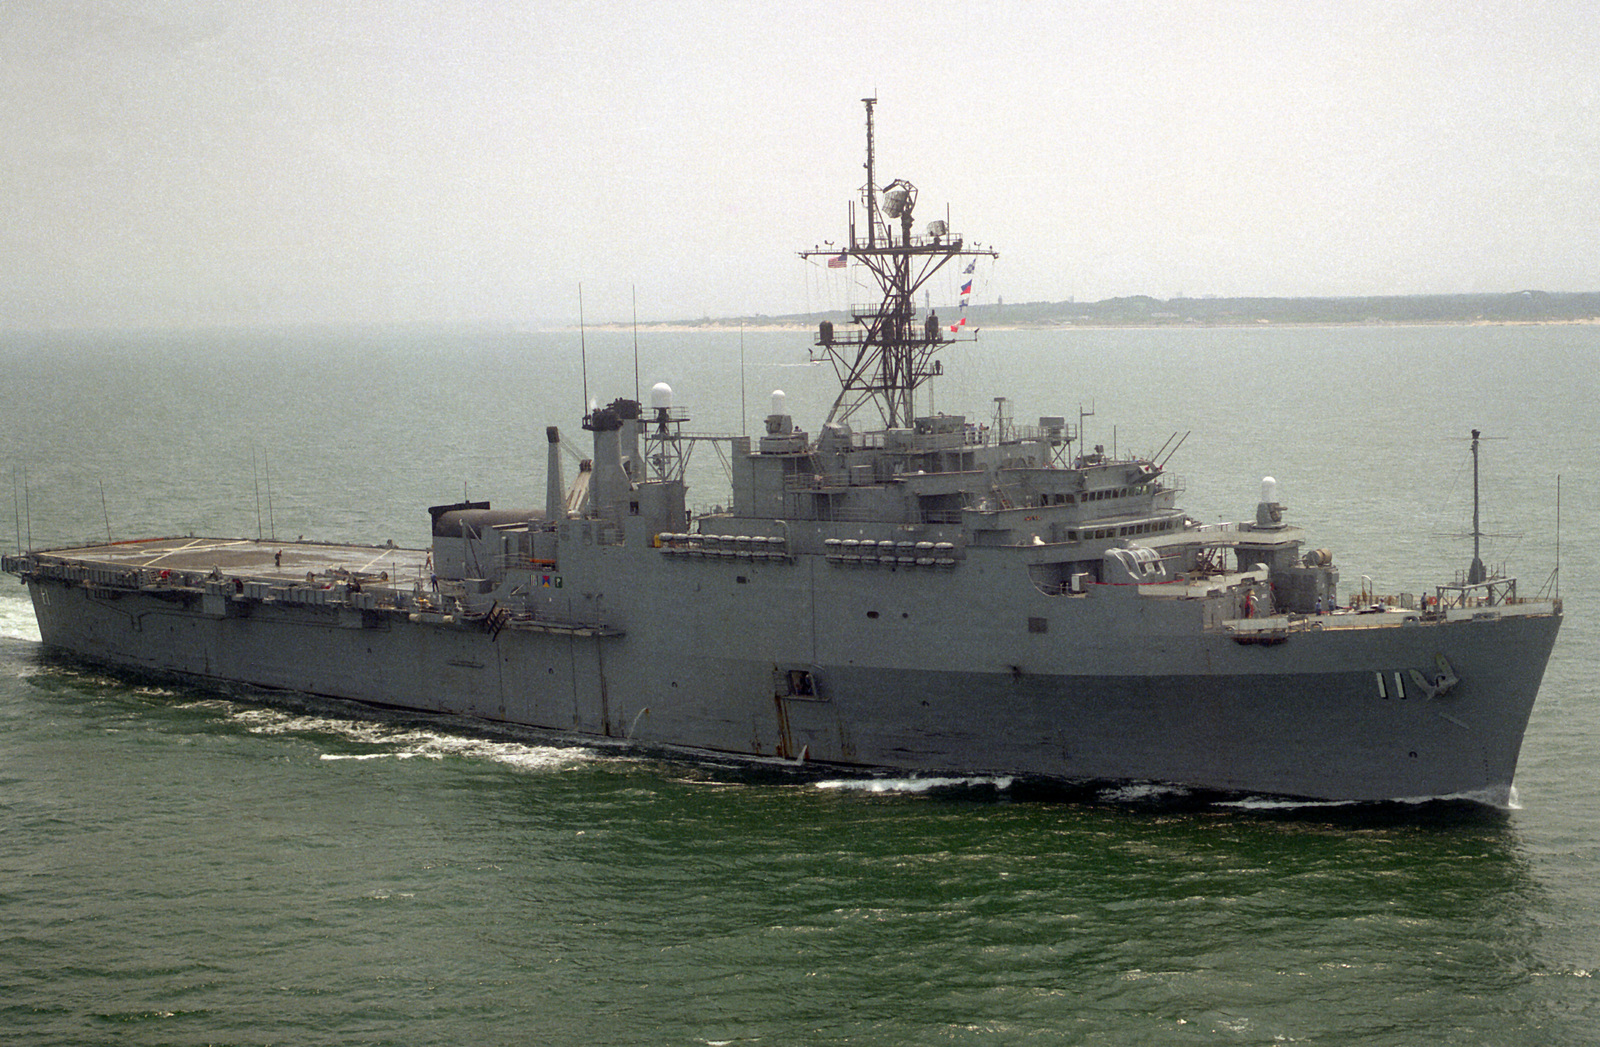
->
[[696, 290, 1600, 328]]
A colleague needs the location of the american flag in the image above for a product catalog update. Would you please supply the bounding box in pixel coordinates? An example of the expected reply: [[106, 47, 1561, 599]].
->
[[827, 252, 847, 268]]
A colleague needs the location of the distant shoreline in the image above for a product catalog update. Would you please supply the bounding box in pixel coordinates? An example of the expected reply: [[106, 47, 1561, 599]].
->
[[5, 292, 1597, 337], [595, 291, 1600, 333], [594, 317, 1600, 334]]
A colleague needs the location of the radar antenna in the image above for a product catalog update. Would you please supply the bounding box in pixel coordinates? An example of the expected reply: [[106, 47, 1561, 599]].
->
[[801, 98, 997, 430]]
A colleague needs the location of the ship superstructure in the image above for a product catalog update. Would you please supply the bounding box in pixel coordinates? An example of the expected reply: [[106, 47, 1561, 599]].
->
[[3, 102, 1561, 803]]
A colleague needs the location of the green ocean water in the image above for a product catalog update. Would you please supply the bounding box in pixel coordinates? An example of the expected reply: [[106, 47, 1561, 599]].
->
[[2, 323, 1597, 1045]]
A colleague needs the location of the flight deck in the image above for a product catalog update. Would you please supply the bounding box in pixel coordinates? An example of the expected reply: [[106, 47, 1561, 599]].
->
[[22, 537, 432, 589]]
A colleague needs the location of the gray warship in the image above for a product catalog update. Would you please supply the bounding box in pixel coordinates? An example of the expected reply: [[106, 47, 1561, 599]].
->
[[4, 100, 1562, 803]]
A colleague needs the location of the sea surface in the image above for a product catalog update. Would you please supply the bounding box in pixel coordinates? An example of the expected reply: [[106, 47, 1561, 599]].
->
[[2, 322, 1597, 1045]]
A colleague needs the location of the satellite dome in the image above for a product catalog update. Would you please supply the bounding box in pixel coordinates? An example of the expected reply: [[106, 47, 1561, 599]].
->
[[651, 382, 674, 410]]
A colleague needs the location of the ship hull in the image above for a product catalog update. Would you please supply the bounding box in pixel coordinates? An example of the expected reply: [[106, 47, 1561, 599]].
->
[[23, 568, 1559, 804]]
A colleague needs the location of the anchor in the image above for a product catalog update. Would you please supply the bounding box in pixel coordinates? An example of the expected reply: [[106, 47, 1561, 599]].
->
[[1409, 654, 1460, 699]]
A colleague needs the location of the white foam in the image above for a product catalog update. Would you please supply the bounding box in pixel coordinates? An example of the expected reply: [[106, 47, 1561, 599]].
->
[[316, 743, 587, 773], [1216, 782, 1514, 810], [814, 775, 1014, 794], [1388, 782, 1517, 809], [1097, 782, 1194, 803], [211, 703, 595, 773], [1216, 796, 1360, 811]]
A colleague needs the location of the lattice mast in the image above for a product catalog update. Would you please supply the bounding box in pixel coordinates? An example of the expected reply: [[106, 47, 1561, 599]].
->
[[801, 98, 997, 430]]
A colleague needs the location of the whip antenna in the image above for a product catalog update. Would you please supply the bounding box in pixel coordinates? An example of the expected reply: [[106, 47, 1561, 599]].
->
[[578, 283, 589, 415]]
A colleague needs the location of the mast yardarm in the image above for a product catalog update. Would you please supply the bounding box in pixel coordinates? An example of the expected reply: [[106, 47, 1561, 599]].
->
[[801, 99, 997, 430]]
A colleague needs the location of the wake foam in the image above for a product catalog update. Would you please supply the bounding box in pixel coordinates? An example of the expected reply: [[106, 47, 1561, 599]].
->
[[814, 775, 1015, 795], [197, 702, 596, 774], [1095, 782, 1195, 803]]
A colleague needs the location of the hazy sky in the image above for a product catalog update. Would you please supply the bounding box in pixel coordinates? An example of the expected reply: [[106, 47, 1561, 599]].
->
[[4, 0, 1596, 328]]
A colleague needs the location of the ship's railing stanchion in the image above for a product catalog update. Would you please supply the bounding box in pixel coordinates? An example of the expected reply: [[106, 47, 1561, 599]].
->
[[1434, 576, 1517, 610]]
